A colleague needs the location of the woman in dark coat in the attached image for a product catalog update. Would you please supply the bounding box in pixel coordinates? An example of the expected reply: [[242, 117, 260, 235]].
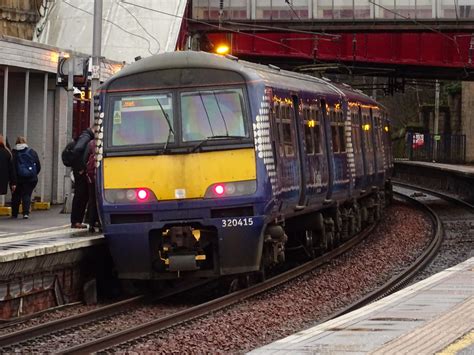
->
[[0, 134, 16, 196]]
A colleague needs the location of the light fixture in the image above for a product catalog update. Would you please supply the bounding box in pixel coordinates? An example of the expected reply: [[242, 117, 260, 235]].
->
[[215, 45, 230, 55]]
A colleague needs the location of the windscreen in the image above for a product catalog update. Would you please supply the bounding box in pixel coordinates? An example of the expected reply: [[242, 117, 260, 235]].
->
[[181, 88, 247, 142], [111, 93, 174, 146]]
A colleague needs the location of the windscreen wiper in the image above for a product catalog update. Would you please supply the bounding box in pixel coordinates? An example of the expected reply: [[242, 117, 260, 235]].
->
[[190, 135, 246, 153], [156, 98, 174, 152]]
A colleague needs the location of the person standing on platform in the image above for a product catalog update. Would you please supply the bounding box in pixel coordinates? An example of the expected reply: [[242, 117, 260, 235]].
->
[[85, 139, 100, 232], [11, 136, 41, 219], [70, 127, 94, 229], [0, 134, 16, 197]]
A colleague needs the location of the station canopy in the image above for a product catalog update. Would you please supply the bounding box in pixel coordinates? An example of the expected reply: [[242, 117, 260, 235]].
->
[[33, 0, 187, 63]]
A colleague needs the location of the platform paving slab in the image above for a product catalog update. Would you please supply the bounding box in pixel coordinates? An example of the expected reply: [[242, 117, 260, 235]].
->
[[0, 204, 70, 237], [250, 258, 474, 355]]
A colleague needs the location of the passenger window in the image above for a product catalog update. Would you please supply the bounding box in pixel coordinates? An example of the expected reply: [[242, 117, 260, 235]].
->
[[272, 103, 285, 157], [282, 122, 294, 156], [338, 125, 346, 152], [363, 115, 373, 151], [304, 123, 314, 155], [331, 125, 339, 153], [281, 103, 295, 157], [314, 124, 321, 154]]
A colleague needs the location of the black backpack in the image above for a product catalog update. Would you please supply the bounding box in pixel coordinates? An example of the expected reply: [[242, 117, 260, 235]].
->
[[61, 140, 77, 167], [17, 148, 37, 178]]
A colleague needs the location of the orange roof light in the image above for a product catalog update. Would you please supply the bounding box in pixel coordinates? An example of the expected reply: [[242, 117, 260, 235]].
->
[[216, 44, 230, 55]]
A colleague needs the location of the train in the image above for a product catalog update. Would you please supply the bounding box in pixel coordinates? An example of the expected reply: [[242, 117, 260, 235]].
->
[[94, 51, 393, 282]]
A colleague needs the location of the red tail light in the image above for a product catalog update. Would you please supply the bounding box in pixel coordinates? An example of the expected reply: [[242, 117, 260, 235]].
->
[[214, 184, 225, 196], [137, 189, 149, 201]]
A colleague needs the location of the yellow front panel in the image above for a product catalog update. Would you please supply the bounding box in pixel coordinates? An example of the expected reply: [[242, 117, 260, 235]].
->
[[103, 148, 256, 200]]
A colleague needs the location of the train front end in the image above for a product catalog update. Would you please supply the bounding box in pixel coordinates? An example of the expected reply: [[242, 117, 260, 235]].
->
[[96, 52, 270, 280]]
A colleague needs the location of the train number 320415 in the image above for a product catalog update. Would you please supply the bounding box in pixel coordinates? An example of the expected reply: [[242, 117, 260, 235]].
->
[[221, 218, 254, 228]]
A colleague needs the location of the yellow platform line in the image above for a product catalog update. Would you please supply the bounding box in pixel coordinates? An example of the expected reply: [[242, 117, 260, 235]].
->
[[437, 330, 474, 355], [0, 206, 11, 216]]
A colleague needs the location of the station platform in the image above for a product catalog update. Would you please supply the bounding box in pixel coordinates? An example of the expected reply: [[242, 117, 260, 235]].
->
[[394, 160, 474, 202], [251, 257, 474, 354], [395, 160, 474, 178], [0, 203, 104, 271], [0, 205, 106, 318], [0, 205, 70, 237]]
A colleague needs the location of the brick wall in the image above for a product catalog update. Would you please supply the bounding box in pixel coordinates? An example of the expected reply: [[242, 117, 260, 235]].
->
[[0, 0, 39, 39], [461, 82, 474, 163]]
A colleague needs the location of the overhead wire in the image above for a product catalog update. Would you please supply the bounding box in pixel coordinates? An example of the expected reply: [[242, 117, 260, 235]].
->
[[223, 21, 339, 40], [285, 0, 302, 21], [116, 0, 161, 54], [62, 0, 156, 56], [120, 0, 333, 59]]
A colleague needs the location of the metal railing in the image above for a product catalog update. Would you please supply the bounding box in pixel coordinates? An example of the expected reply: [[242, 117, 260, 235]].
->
[[400, 133, 466, 164]]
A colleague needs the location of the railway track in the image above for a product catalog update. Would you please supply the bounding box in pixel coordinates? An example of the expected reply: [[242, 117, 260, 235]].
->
[[3, 184, 464, 354], [0, 279, 210, 349], [334, 183, 473, 318], [0, 220, 378, 354]]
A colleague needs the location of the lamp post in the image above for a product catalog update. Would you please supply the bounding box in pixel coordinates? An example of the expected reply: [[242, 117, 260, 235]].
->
[[91, 0, 103, 126]]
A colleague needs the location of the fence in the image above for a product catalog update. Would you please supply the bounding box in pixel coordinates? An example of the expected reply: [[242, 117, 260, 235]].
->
[[399, 133, 466, 164]]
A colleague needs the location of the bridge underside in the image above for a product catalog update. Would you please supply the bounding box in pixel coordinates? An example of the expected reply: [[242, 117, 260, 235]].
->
[[197, 32, 474, 80]]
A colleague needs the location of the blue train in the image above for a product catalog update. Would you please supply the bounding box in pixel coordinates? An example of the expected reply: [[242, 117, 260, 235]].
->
[[94, 51, 393, 281]]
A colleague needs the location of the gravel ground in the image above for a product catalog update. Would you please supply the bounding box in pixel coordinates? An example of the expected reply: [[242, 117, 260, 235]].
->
[[0, 300, 190, 353], [110, 201, 432, 354], [0, 304, 100, 336], [409, 194, 473, 283]]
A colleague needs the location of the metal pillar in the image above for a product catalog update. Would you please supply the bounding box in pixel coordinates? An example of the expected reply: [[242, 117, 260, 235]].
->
[[433, 80, 440, 162], [2, 67, 7, 139], [91, 0, 103, 126], [40, 73, 48, 202], [23, 70, 30, 138], [1, 67, 8, 207]]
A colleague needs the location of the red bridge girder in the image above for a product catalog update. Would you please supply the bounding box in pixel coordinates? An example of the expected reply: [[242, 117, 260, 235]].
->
[[205, 32, 474, 75]]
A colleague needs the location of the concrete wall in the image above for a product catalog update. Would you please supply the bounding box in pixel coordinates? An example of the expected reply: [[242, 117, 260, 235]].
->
[[461, 82, 474, 163], [0, 72, 59, 203]]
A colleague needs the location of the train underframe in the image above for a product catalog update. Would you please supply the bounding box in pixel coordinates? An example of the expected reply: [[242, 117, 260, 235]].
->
[[260, 181, 393, 273]]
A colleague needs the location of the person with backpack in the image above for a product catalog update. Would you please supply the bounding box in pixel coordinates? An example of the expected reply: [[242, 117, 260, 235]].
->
[[0, 134, 16, 197], [11, 136, 41, 219], [68, 127, 94, 228]]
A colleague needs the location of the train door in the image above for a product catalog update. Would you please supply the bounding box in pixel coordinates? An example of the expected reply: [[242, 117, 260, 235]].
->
[[372, 110, 385, 184], [351, 107, 365, 190], [328, 103, 349, 198], [292, 95, 307, 208], [301, 99, 329, 207], [320, 99, 335, 200], [360, 106, 375, 185], [270, 92, 303, 212], [382, 113, 393, 175]]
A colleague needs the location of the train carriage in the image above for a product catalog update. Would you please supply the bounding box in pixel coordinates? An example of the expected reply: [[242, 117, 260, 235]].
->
[[94, 51, 393, 281]]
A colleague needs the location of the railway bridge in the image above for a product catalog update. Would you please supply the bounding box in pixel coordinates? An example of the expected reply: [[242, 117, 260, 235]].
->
[[183, 0, 474, 80]]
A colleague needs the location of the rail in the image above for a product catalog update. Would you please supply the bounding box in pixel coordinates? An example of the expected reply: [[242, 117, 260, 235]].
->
[[59, 223, 378, 354]]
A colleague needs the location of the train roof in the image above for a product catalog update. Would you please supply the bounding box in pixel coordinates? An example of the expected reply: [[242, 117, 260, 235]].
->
[[104, 51, 380, 107]]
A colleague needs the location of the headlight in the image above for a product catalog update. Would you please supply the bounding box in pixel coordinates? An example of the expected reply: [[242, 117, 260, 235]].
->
[[104, 188, 157, 203], [204, 180, 256, 198]]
